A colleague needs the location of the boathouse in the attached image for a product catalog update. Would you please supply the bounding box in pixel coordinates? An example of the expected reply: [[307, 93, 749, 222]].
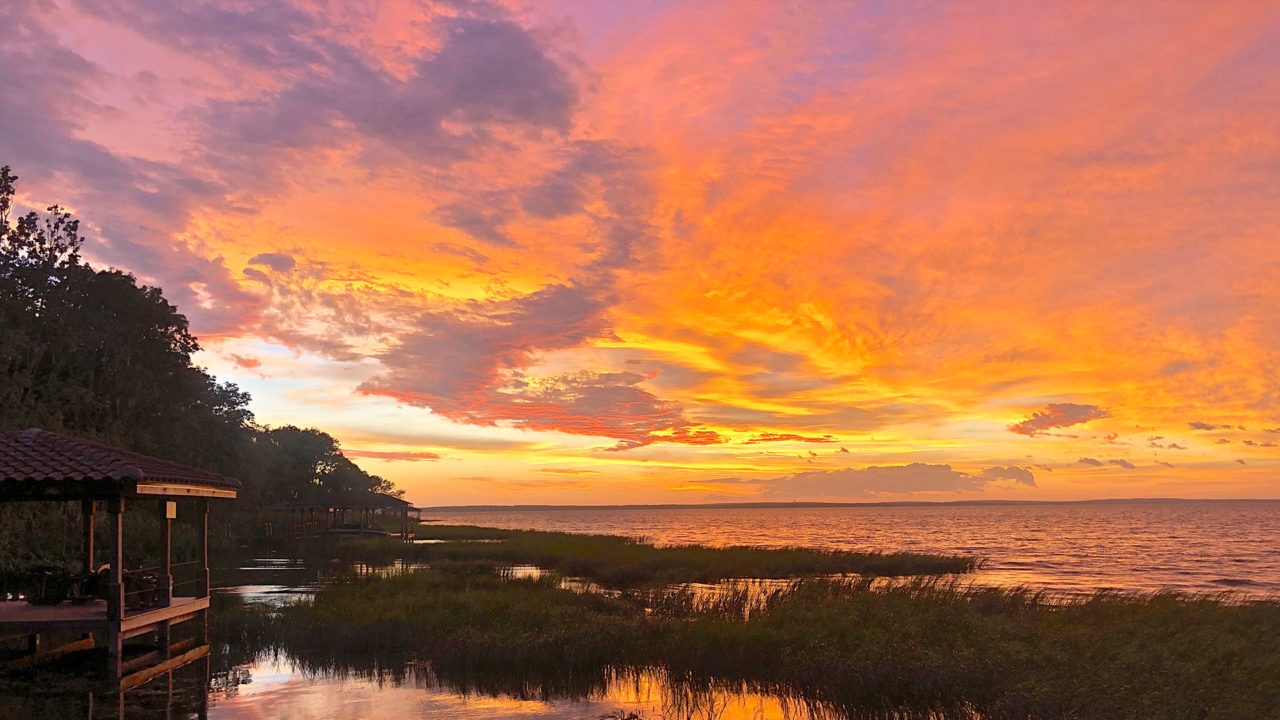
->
[[270, 490, 413, 540], [0, 428, 238, 687]]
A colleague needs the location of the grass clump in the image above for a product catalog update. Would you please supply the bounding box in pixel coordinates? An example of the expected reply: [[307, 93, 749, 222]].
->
[[404, 525, 977, 587], [272, 568, 644, 698], [661, 579, 1280, 719], [416, 525, 513, 541], [268, 569, 1280, 719]]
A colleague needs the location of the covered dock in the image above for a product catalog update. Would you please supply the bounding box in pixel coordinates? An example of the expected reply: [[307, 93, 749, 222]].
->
[[0, 428, 238, 687], [270, 490, 413, 540]]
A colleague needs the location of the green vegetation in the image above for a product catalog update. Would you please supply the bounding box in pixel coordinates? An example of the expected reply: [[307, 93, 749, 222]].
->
[[417, 524, 514, 541], [362, 525, 978, 586], [271, 567, 1280, 720]]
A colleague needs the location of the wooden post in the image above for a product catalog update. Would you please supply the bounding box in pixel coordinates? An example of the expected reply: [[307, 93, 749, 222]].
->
[[161, 501, 173, 605], [160, 500, 173, 657], [81, 500, 95, 574], [198, 499, 210, 598], [107, 497, 124, 679], [198, 498, 209, 646]]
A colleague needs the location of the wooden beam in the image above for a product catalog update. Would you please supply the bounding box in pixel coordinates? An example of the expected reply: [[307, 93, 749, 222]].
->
[[135, 483, 236, 499], [3, 635, 95, 671], [121, 597, 209, 636], [119, 644, 210, 692], [119, 636, 198, 675]]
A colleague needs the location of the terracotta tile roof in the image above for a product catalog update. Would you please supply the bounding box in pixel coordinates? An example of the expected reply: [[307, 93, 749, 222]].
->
[[0, 428, 240, 491]]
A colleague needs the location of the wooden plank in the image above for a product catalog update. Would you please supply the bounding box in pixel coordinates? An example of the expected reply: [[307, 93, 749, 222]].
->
[[168, 636, 197, 655], [120, 648, 160, 675], [119, 644, 210, 692], [134, 483, 237, 499], [120, 599, 207, 638], [3, 636, 95, 670], [120, 594, 207, 632], [119, 636, 200, 674], [0, 601, 109, 636]]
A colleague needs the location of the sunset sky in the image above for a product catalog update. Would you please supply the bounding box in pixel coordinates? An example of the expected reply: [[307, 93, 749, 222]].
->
[[4, 1, 1279, 505]]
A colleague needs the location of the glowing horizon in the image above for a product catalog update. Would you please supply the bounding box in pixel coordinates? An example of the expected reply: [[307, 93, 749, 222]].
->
[[4, 1, 1279, 505]]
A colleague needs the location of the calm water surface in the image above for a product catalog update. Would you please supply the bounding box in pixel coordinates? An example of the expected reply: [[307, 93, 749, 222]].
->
[[428, 500, 1280, 595], [205, 658, 830, 720]]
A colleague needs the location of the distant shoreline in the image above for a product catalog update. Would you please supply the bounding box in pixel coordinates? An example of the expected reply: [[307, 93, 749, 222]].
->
[[419, 497, 1280, 512]]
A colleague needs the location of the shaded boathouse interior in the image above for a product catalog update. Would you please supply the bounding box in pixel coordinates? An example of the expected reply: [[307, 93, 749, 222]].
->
[[0, 428, 238, 690]]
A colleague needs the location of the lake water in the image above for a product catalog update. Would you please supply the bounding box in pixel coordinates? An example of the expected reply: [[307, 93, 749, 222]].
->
[[427, 500, 1280, 596]]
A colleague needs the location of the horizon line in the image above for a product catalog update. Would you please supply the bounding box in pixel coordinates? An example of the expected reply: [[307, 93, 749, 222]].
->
[[417, 497, 1280, 512]]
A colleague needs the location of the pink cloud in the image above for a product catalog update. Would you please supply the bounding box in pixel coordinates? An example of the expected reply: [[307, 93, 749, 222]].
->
[[230, 354, 262, 369], [343, 449, 442, 462]]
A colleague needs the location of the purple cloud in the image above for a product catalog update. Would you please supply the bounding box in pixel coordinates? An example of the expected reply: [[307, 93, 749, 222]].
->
[[249, 253, 296, 273], [980, 466, 1036, 485], [755, 463, 1036, 498]]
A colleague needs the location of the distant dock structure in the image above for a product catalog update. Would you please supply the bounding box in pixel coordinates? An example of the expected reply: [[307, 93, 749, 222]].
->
[[0, 428, 238, 689], [270, 490, 413, 540]]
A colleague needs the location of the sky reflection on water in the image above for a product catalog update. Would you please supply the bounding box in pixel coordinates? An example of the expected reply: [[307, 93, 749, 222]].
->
[[206, 657, 825, 720]]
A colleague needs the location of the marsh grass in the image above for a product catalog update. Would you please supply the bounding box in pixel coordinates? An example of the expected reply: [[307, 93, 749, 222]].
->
[[397, 525, 978, 587], [264, 569, 1280, 719]]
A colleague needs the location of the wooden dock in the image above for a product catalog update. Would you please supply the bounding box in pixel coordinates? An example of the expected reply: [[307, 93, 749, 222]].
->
[[0, 596, 207, 638]]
